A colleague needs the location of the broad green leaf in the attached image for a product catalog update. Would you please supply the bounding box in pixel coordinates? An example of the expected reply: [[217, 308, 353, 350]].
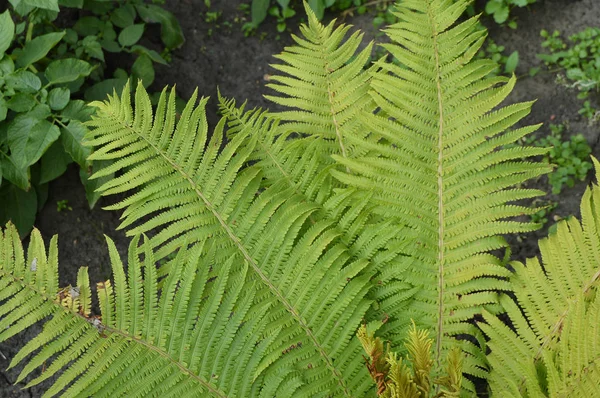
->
[[60, 99, 95, 122], [8, 115, 60, 168], [111, 6, 136, 29], [0, 98, 7, 122], [15, 31, 65, 68], [308, 0, 325, 19], [0, 151, 29, 190], [81, 36, 104, 61], [11, 0, 59, 11], [45, 58, 93, 85], [5, 70, 41, 93], [84, 78, 127, 101], [0, 56, 15, 76], [504, 51, 519, 74], [40, 139, 72, 184], [251, 0, 269, 26], [79, 159, 113, 208], [58, 0, 83, 7], [0, 182, 37, 237], [136, 4, 184, 49], [6, 93, 36, 112], [493, 6, 509, 23], [131, 54, 154, 87], [0, 10, 15, 58], [485, 0, 502, 13], [60, 119, 90, 167], [48, 87, 70, 110], [118, 24, 144, 47], [130, 45, 168, 65], [73, 16, 103, 36]]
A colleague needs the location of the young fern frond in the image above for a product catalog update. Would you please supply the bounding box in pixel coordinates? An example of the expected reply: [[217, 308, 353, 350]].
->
[[265, 4, 375, 163], [328, 0, 552, 385], [85, 82, 377, 396], [358, 322, 462, 397], [481, 158, 600, 397]]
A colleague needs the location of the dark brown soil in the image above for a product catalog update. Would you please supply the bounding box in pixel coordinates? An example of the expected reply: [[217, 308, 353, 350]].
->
[[1, 0, 599, 395]]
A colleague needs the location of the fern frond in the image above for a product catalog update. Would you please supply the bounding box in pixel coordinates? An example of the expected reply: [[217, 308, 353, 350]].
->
[[328, 0, 552, 385], [84, 82, 377, 396], [265, 3, 375, 163], [481, 158, 600, 397]]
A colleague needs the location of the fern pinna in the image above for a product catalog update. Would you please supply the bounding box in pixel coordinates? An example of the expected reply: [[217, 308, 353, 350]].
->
[[0, 0, 599, 397]]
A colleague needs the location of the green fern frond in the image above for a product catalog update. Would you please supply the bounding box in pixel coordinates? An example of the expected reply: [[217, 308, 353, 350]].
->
[[0, 224, 268, 397], [84, 81, 379, 395], [326, 0, 552, 386], [481, 158, 600, 397], [265, 2, 375, 163]]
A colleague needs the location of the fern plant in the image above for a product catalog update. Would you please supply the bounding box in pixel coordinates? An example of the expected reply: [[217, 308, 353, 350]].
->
[[0, 0, 598, 396]]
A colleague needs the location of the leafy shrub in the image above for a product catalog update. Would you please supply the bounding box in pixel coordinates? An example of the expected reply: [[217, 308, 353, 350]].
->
[[539, 27, 600, 119], [0, 0, 183, 236], [0, 1, 598, 396]]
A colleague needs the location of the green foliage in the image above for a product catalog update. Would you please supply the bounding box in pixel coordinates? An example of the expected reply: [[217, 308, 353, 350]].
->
[[358, 322, 463, 397], [539, 27, 600, 120], [481, 159, 600, 395], [475, 39, 519, 76], [0, 1, 599, 397], [483, 0, 536, 27], [512, 123, 593, 194], [0, 0, 183, 236]]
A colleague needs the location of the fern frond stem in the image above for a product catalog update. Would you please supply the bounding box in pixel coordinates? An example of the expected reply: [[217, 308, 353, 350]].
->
[[326, 74, 347, 160], [518, 267, 600, 391], [115, 120, 353, 397], [427, 1, 447, 371], [0, 269, 228, 397]]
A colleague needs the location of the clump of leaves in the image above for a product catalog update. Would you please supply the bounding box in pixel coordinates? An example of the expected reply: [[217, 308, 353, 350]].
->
[[538, 27, 600, 120], [475, 38, 519, 76], [507, 123, 592, 195], [358, 323, 463, 397], [483, 0, 537, 27], [0, 0, 183, 236]]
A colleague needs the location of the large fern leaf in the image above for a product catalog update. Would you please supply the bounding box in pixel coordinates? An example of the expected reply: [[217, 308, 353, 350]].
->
[[0, 225, 271, 397], [83, 82, 378, 396], [481, 159, 600, 397], [329, 0, 552, 386]]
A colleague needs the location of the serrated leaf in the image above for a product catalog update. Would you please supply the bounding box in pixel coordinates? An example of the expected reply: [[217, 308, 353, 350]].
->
[[136, 4, 184, 49], [16, 0, 59, 11], [45, 58, 93, 85], [60, 100, 95, 122], [0, 10, 15, 58], [48, 87, 70, 111], [6, 93, 35, 112], [5, 70, 41, 93], [60, 119, 90, 167], [118, 24, 144, 47], [15, 31, 65, 68]]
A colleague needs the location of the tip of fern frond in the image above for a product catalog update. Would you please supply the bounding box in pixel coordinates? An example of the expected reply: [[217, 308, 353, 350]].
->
[[592, 156, 600, 185]]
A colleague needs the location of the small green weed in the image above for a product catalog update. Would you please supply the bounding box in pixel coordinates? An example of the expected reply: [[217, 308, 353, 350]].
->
[[538, 27, 600, 121], [475, 39, 519, 76], [483, 0, 537, 27], [56, 199, 72, 212]]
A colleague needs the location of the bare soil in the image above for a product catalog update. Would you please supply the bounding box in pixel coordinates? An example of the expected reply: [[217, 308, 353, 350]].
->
[[1, 0, 599, 395]]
